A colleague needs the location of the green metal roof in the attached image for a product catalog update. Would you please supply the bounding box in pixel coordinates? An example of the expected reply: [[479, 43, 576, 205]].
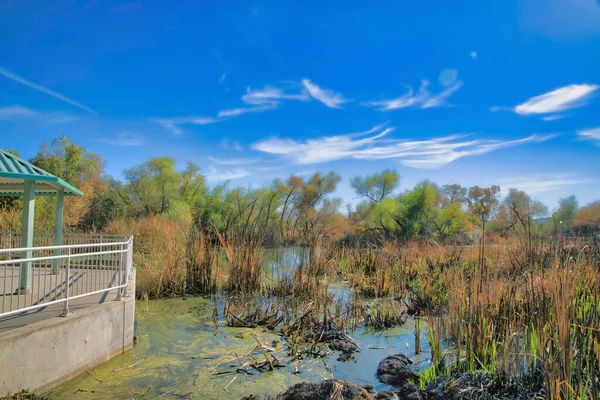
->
[[0, 149, 84, 197]]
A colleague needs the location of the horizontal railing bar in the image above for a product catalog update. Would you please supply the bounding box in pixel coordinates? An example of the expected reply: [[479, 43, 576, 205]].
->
[[0, 232, 130, 237], [0, 249, 129, 265], [0, 239, 132, 254], [0, 284, 126, 319]]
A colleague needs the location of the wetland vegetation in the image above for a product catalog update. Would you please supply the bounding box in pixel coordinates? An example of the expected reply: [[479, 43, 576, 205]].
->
[[2, 136, 599, 399]]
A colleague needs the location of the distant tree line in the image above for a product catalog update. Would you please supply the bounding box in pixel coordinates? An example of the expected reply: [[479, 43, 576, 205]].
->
[[1, 135, 598, 245]]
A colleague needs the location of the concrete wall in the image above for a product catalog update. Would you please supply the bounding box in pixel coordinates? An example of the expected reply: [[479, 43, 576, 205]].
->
[[0, 271, 135, 395]]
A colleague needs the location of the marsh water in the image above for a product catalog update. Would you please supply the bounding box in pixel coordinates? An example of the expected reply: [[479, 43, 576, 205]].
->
[[48, 248, 432, 399]]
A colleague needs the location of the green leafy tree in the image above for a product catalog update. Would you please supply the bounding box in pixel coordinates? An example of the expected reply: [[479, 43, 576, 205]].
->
[[350, 169, 400, 203], [551, 195, 578, 233]]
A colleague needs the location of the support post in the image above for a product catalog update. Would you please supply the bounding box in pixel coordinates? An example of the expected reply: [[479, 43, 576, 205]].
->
[[19, 180, 35, 291], [52, 188, 64, 272]]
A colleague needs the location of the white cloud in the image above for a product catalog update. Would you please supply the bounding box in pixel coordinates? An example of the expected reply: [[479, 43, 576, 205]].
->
[[498, 174, 600, 194], [541, 114, 568, 121], [470, 51, 478, 59], [0, 105, 40, 119], [513, 84, 599, 115], [99, 133, 144, 146], [253, 124, 554, 168], [302, 79, 348, 109], [205, 166, 252, 182], [218, 105, 274, 118], [577, 127, 600, 144], [221, 139, 244, 151], [152, 116, 219, 134], [208, 156, 261, 165], [0, 105, 78, 124], [366, 79, 463, 111], [0, 66, 97, 115], [218, 85, 308, 117]]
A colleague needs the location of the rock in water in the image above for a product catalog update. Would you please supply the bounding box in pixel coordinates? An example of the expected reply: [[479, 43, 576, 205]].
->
[[376, 354, 419, 386], [276, 379, 375, 400]]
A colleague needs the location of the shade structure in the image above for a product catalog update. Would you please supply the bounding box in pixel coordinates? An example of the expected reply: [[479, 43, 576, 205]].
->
[[0, 149, 84, 290]]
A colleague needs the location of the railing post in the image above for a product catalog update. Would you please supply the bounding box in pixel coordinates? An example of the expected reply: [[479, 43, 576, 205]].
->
[[61, 247, 71, 317], [126, 237, 133, 297], [19, 180, 36, 292], [52, 188, 64, 273], [117, 243, 124, 300]]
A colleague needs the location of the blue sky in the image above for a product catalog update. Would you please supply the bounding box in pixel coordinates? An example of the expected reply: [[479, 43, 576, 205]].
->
[[1, 0, 599, 211]]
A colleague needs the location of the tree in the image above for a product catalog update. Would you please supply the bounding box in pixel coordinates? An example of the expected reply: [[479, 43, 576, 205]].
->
[[572, 202, 600, 236], [468, 185, 501, 232], [30, 136, 106, 231], [468, 185, 500, 274], [441, 184, 468, 206], [291, 172, 342, 259], [499, 189, 548, 235], [123, 157, 181, 215], [350, 169, 400, 203], [395, 181, 440, 239], [551, 195, 578, 233], [432, 201, 472, 242]]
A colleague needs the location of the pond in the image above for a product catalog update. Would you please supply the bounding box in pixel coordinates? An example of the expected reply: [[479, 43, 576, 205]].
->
[[48, 248, 433, 399]]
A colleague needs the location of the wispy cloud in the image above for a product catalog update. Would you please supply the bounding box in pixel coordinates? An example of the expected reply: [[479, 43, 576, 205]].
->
[[0, 105, 39, 120], [218, 105, 273, 118], [0, 66, 97, 115], [497, 174, 600, 194], [542, 114, 568, 121], [366, 79, 463, 111], [219, 85, 308, 117], [0, 105, 78, 124], [511, 84, 599, 115], [253, 124, 554, 168], [221, 139, 243, 151], [98, 133, 144, 146], [302, 79, 348, 109], [208, 156, 261, 165], [151, 116, 219, 134], [577, 127, 600, 145], [205, 166, 252, 182]]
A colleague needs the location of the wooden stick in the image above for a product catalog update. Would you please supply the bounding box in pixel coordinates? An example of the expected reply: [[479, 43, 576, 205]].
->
[[223, 376, 237, 394]]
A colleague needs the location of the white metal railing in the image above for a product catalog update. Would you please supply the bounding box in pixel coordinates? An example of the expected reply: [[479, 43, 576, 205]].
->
[[0, 234, 133, 319]]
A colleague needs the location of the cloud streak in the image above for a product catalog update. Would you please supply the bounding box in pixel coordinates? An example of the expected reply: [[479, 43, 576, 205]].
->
[[0, 66, 97, 115], [98, 133, 144, 146], [151, 116, 219, 134], [302, 79, 348, 108], [208, 156, 261, 165], [497, 174, 600, 194], [366, 79, 463, 111], [0, 104, 78, 124], [204, 166, 252, 182], [219, 85, 309, 117], [577, 127, 600, 145], [253, 125, 554, 169], [513, 84, 599, 115]]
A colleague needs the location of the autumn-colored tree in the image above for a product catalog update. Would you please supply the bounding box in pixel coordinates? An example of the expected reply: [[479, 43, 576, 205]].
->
[[497, 189, 548, 236], [30, 136, 105, 231], [441, 183, 468, 206], [572, 201, 600, 235]]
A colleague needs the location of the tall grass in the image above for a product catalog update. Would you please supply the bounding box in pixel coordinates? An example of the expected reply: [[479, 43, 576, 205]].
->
[[107, 216, 189, 298]]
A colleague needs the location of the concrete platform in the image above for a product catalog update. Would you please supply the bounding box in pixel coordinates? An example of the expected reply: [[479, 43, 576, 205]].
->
[[0, 271, 135, 395]]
